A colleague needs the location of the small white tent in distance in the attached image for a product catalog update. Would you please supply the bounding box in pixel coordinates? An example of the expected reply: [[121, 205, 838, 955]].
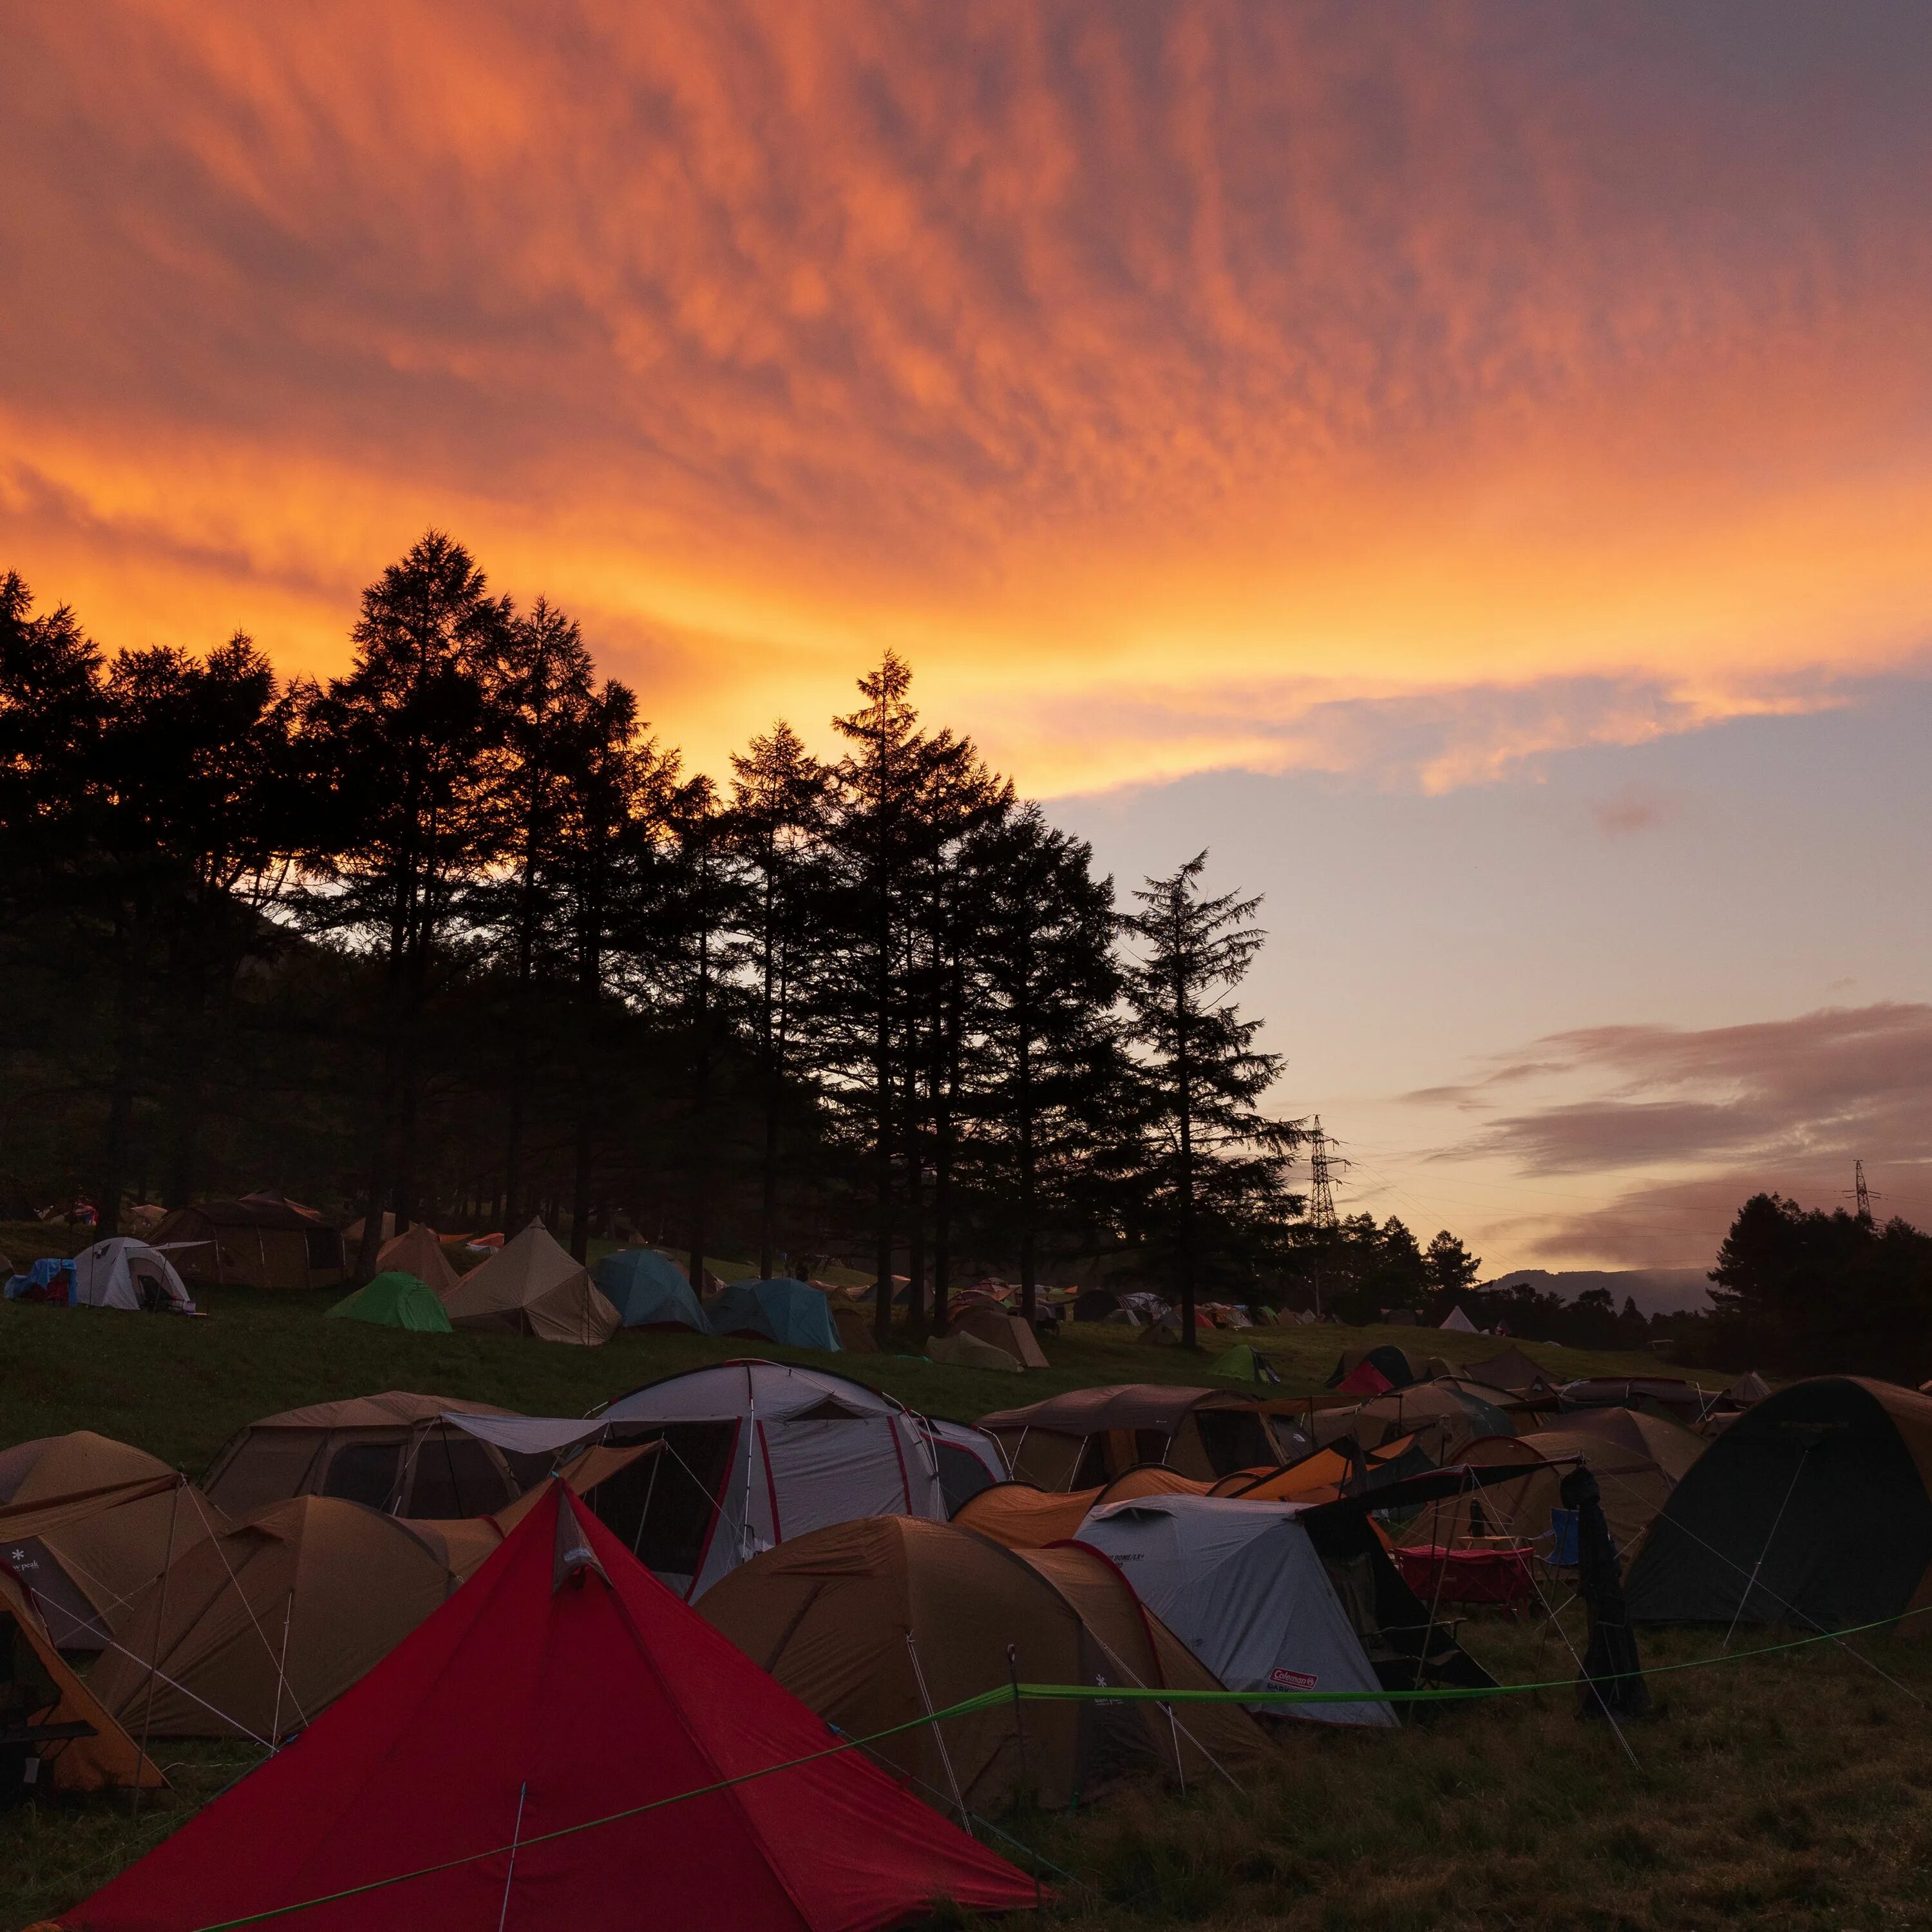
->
[[72, 1238, 195, 1312]]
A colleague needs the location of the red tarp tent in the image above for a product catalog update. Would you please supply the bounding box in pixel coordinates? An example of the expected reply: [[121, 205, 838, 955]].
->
[[61, 1484, 1037, 1932], [1393, 1542, 1537, 1609]]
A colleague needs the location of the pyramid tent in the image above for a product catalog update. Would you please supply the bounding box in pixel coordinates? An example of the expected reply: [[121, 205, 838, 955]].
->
[[1438, 1304, 1479, 1333], [442, 1220, 620, 1345], [706, 1278, 841, 1351], [592, 1248, 708, 1332], [64, 1484, 1037, 1932], [1726, 1370, 1773, 1406], [326, 1271, 453, 1332], [375, 1222, 462, 1299]]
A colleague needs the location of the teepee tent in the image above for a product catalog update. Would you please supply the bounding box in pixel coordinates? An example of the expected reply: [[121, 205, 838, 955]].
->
[[592, 1248, 708, 1332], [1439, 1304, 1479, 1333], [64, 1485, 1037, 1932], [442, 1220, 620, 1345], [374, 1222, 462, 1299], [325, 1271, 453, 1332]]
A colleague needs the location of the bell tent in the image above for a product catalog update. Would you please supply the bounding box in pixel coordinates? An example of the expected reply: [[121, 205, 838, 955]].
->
[[325, 1271, 452, 1332], [70, 1238, 195, 1312], [442, 1220, 620, 1345], [699, 1515, 1267, 1817], [202, 1391, 526, 1521], [706, 1278, 841, 1351], [374, 1222, 462, 1299], [592, 1248, 708, 1332], [592, 1361, 947, 1598], [63, 1484, 1037, 1932]]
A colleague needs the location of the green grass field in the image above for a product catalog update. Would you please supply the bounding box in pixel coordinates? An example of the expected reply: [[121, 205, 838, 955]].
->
[[4, 1231, 1844, 1930]]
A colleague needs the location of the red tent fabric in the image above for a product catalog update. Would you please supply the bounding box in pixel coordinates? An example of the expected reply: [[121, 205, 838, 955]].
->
[[1335, 1360, 1394, 1397], [62, 1484, 1037, 1931]]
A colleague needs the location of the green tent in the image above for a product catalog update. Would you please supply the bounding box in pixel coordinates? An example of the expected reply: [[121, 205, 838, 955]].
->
[[326, 1271, 452, 1333], [1212, 1342, 1281, 1385]]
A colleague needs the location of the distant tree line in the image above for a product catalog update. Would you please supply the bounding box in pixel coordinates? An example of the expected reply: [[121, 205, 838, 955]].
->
[[1, 536, 1335, 1345]]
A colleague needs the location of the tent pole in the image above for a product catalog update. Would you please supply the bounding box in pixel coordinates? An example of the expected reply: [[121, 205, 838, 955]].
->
[[1724, 1445, 1812, 1651], [496, 1781, 527, 1932], [906, 1633, 969, 1829], [133, 1475, 182, 1816]]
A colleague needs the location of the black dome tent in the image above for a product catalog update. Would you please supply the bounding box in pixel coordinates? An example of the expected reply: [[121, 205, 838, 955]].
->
[[1626, 1376, 1932, 1634]]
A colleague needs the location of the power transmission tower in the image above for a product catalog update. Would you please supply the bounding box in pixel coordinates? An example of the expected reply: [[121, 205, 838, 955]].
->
[[1844, 1160, 1881, 1223], [1307, 1117, 1339, 1231]]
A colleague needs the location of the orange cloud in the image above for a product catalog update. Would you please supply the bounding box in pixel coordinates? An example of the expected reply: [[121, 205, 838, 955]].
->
[[6, 3, 1932, 789]]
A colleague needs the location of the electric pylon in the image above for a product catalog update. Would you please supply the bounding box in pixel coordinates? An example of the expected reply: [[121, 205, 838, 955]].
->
[[1845, 1160, 1881, 1223], [1307, 1117, 1339, 1232]]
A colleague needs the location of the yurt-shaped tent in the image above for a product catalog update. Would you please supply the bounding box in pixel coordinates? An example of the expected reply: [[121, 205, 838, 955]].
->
[[373, 1222, 462, 1299], [65, 1486, 1037, 1932], [325, 1271, 451, 1332], [442, 1220, 620, 1345], [148, 1196, 344, 1291], [86, 1495, 469, 1741], [980, 1383, 1309, 1492], [592, 1361, 946, 1598], [1627, 1376, 1932, 1633], [202, 1392, 527, 1521], [71, 1238, 195, 1312], [592, 1247, 708, 1332], [698, 1516, 1268, 1818], [0, 1567, 162, 1792], [706, 1277, 841, 1350], [0, 1432, 222, 1651]]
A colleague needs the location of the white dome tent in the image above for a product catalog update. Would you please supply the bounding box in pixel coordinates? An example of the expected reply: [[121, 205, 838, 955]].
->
[[72, 1238, 196, 1313]]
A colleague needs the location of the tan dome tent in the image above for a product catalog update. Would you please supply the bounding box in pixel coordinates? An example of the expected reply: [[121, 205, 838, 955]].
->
[[1460, 1346, 1564, 1399], [1628, 1376, 1932, 1633], [149, 1196, 344, 1291], [952, 1305, 1050, 1368], [442, 1220, 620, 1344], [202, 1392, 527, 1521], [88, 1496, 469, 1741], [926, 1329, 1025, 1373], [956, 1466, 1215, 1549], [698, 1517, 1268, 1817], [0, 1567, 162, 1793], [375, 1221, 463, 1299], [0, 1432, 223, 1651], [1316, 1381, 1515, 1464], [979, 1383, 1310, 1491]]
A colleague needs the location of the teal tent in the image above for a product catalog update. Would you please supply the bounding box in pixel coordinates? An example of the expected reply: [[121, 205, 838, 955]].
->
[[325, 1271, 451, 1333], [708, 1278, 841, 1352], [592, 1249, 709, 1333]]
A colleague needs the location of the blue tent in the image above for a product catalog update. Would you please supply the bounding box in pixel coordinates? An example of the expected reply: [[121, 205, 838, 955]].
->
[[5, 1258, 77, 1305], [707, 1278, 842, 1352], [592, 1249, 710, 1333]]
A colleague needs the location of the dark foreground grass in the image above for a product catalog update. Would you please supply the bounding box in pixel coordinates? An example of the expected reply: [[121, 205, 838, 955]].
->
[[8, 1609, 1931, 1930]]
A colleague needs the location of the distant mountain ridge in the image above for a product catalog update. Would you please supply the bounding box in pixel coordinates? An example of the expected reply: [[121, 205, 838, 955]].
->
[[1481, 1267, 1712, 1317]]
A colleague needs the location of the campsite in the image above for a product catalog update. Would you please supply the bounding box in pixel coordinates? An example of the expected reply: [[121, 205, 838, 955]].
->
[[5, 1235, 1932, 1932]]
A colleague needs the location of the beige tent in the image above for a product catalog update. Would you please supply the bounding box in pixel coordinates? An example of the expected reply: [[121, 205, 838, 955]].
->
[[149, 1197, 345, 1291], [830, 1304, 879, 1352], [698, 1517, 1267, 1817], [927, 1331, 1025, 1373], [952, 1305, 1050, 1369], [88, 1497, 468, 1741], [1460, 1346, 1564, 1397], [0, 1432, 223, 1651], [442, 1220, 620, 1345], [0, 1567, 162, 1792], [376, 1222, 463, 1299], [980, 1385, 1298, 1490], [202, 1391, 526, 1521]]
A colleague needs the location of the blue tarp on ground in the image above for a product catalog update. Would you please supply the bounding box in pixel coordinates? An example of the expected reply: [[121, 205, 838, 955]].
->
[[592, 1249, 710, 1332], [4, 1258, 77, 1305], [707, 1278, 842, 1352]]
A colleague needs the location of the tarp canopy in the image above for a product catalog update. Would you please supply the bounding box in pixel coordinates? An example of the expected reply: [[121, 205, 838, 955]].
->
[[325, 1271, 451, 1332], [699, 1516, 1268, 1817], [443, 1220, 620, 1345], [1077, 1495, 1397, 1726], [86, 1495, 468, 1742], [592, 1248, 708, 1332], [594, 1362, 945, 1598], [203, 1391, 526, 1521], [71, 1238, 195, 1313], [707, 1278, 841, 1351], [374, 1222, 462, 1300], [0, 1434, 222, 1652], [65, 1484, 1037, 1932], [1627, 1376, 1932, 1631], [0, 1567, 162, 1793]]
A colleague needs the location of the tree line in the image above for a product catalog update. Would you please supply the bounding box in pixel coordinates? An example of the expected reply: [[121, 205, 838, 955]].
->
[[1, 535, 1340, 1346]]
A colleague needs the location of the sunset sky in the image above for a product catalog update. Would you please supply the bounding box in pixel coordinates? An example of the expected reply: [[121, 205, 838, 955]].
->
[[6, 3, 1930, 1275]]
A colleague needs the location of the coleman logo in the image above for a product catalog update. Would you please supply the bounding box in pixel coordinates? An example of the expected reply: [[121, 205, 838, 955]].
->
[[1268, 1668, 1318, 1690]]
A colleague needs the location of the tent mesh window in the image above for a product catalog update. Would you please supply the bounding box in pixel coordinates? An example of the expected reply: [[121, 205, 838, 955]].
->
[[406, 1436, 515, 1520], [933, 1444, 996, 1515], [1193, 1408, 1276, 1477], [596, 1424, 737, 1576], [320, 1442, 406, 1511]]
